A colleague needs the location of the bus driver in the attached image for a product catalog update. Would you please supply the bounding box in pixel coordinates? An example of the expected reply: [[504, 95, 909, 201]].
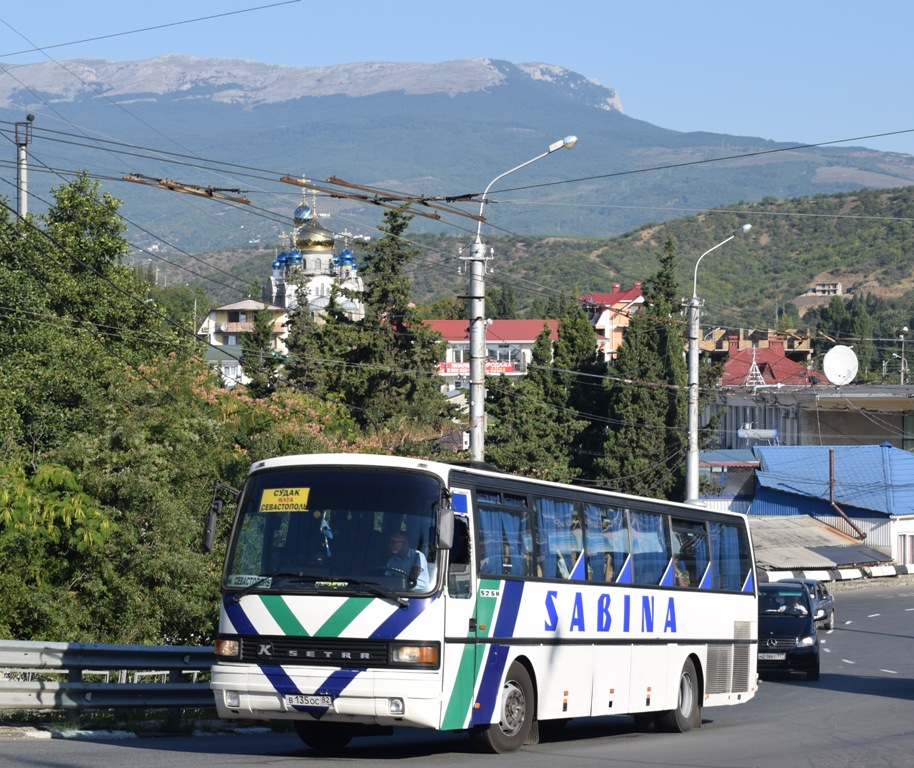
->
[[386, 532, 429, 590]]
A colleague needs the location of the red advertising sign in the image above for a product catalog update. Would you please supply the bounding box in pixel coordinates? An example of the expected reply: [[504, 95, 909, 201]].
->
[[439, 361, 515, 375]]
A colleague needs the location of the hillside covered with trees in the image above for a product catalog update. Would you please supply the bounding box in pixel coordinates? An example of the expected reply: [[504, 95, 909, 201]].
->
[[4, 178, 914, 645]]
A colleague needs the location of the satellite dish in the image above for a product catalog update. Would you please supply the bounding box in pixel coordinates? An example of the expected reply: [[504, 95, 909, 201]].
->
[[823, 345, 858, 386], [219, 323, 228, 332]]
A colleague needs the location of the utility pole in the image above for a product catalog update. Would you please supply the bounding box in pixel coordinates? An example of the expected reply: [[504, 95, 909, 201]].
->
[[15, 114, 34, 218], [466, 136, 578, 462]]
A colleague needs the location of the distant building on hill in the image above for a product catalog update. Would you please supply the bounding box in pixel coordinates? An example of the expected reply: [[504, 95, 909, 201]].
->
[[425, 319, 559, 393], [578, 284, 643, 362]]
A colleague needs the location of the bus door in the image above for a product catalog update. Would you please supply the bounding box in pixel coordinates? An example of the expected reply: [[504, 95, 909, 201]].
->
[[440, 490, 480, 730]]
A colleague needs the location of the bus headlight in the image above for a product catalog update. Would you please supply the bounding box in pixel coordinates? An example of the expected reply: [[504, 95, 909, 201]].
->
[[390, 643, 440, 667], [215, 638, 241, 658], [388, 697, 405, 715]]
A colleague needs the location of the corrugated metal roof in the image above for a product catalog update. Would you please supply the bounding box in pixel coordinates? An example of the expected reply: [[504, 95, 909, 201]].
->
[[749, 515, 893, 570], [753, 444, 914, 516], [701, 449, 759, 467]]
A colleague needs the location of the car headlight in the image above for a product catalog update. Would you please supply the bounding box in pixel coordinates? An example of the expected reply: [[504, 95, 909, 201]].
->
[[796, 635, 816, 648]]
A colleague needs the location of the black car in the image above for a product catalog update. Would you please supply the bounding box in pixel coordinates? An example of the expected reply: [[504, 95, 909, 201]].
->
[[779, 578, 836, 630], [758, 583, 820, 681]]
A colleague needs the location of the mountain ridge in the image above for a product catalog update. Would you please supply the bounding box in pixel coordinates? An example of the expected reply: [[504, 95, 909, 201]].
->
[[1, 55, 913, 253], [0, 55, 624, 110]]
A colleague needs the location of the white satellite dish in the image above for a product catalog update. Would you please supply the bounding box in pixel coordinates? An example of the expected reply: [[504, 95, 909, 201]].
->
[[219, 323, 228, 332], [823, 345, 858, 386]]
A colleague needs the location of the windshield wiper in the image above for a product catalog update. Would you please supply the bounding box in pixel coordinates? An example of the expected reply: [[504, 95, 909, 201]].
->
[[341, 577, 409, 608], [231, 570, 323, 602]]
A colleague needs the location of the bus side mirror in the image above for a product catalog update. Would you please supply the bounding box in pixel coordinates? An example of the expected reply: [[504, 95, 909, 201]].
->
[[202, 499, 222, 553], [436, 508, 454, 550]]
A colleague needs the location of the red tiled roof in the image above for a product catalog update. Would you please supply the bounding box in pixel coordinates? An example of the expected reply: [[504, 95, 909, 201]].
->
[[425, 319, 559, 342], [721, 346, 830, 386], [579, 288, 643, 307]]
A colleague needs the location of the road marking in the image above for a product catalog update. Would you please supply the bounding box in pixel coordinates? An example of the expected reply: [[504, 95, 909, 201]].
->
[[823, 647, 831, 653], [880, 669, 898, 674], [867, 613, 881, 618], [841, 659, 855, 664]]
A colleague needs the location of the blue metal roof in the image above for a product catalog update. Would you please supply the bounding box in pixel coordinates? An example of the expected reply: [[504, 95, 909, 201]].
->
[[753, 443, 914, 516]]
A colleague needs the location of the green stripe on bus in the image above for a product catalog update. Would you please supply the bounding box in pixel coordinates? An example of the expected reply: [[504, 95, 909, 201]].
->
[[442, 641, 484, 729], [441, 579, 502, 729], [259, 594, 309, 636], [315, 597, 372, 637]]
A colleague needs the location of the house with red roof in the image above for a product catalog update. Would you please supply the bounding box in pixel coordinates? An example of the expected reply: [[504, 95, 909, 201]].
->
[[425, 319, 559, 392], [579, 283, 643, 362], [719, 334, 829, 388]]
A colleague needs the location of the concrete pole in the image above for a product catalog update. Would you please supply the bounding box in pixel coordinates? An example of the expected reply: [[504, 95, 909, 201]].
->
[[468, 240, 489, 462], [15, 116, 33, 218]]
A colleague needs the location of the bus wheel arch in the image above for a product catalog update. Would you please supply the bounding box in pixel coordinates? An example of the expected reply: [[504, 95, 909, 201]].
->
[[470, 658, 537, 753], [656, 655, 702, 733]]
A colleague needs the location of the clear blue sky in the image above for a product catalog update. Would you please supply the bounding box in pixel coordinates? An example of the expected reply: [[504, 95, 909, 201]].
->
[[1, 0, 912, 155]]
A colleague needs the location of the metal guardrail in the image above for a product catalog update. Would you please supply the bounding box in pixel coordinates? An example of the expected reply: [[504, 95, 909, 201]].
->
[[0, 640, 214, 711]]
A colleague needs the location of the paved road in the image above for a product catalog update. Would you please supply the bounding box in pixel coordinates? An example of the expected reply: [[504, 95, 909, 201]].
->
[[2, 578, 912, 768]]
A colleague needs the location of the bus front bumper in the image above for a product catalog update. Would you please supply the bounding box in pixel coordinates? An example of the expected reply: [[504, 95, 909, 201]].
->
[[211, 662, 443, 729]]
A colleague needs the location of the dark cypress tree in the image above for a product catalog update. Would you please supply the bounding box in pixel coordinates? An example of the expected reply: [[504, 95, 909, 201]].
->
[[595, 239, 688, 499]]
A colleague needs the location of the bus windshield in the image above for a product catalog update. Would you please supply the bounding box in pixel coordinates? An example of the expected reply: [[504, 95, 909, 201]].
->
[[224, 467, 443, 596]]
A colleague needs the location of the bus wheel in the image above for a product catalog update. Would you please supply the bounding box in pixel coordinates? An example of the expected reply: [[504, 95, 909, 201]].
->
[[657, 658, 699, 733], [294, 721, 352, 751], [471, 662, 534, 753]]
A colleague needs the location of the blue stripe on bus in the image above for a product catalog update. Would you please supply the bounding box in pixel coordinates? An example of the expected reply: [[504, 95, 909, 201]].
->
[[569, 551, 587, 581], [223, 595, 258, 635], [742, 570, 755, 593], [615, 554, 632, 584], [471, 581, 525, 726], [368, 595, 437, 639], [260, 664, 364, 718]]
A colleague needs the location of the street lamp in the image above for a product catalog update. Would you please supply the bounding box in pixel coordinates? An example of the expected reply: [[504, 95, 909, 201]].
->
[[685, 223, 752, 502], [465, 135, 578, 462], [896, 327, 908, 384]]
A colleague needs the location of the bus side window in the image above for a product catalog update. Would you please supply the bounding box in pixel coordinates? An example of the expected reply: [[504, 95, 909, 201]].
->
[[448, 516, 471, 598]]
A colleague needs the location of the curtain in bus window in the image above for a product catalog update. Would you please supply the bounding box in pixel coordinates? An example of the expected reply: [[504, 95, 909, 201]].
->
[[671, 519, 710, 589], [478, 504, 527, 576], [630, 511, 671, 585], [583, 503, 627, 583], [535, 498, 578, 579], [709, 522, 742, 590]]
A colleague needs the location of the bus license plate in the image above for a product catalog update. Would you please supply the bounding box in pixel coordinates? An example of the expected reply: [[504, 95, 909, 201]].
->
[[758, 652, 786, 661], [286, 694, 332, 707]]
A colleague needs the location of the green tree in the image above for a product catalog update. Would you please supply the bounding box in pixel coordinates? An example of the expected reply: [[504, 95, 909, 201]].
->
[[241, 306, 280, 398], [485, 325, 584, 482], [596, 239, 687, 499], [285, 208, 455, 444], [489, 283, 518, 319]]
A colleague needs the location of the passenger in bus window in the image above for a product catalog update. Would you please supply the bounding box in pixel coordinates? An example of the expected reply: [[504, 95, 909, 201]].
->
[[386, 532, 429, 590], [673, 555, 691, 587]]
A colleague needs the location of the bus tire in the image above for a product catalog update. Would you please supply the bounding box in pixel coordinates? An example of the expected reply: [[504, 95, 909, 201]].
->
[[294, 721, 352, 751], [656, 658, 699, 733], [471, 662, 535, 753]]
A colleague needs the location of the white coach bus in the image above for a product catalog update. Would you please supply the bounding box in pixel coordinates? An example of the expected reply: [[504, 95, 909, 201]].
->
[[206, 453, 758, 753]]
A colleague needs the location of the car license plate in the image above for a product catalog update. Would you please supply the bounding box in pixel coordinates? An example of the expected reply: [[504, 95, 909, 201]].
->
[[286, 694, 332, 707], [758, 652, 786, 661]]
